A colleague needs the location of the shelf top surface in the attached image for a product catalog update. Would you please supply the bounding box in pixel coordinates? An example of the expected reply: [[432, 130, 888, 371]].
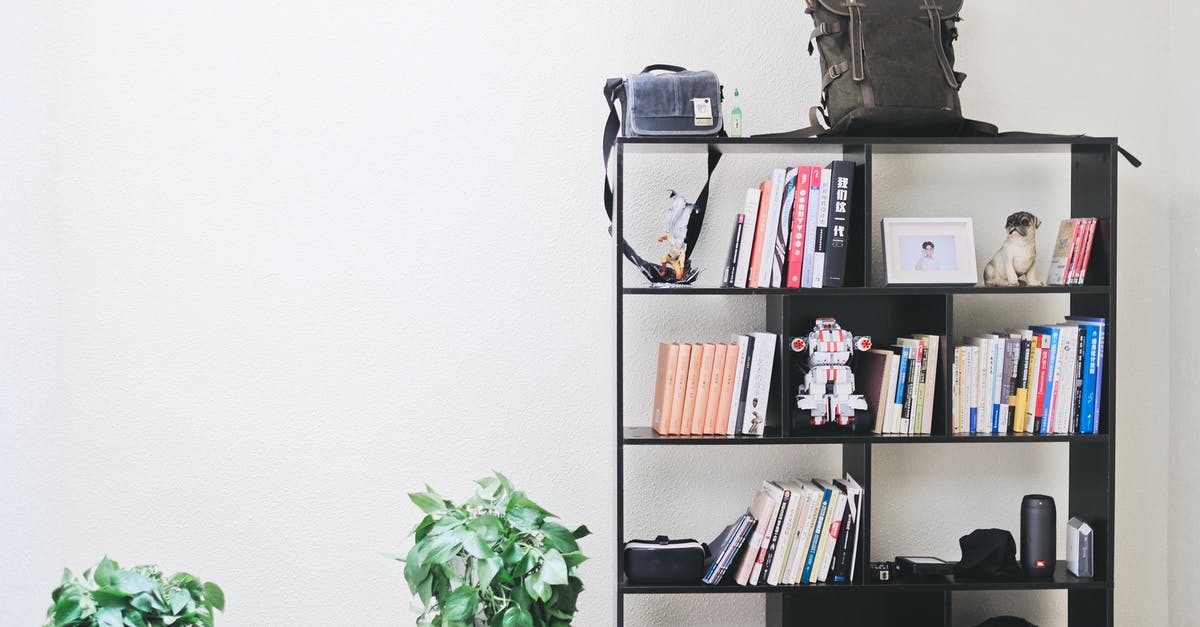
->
[[621, 285, 1109, 296], [622, 427, 1107, 445], [618, 135, 1119, 155]]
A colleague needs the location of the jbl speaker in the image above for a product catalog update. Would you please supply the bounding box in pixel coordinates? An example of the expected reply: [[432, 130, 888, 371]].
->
[[1020, 494, 1056, 578]]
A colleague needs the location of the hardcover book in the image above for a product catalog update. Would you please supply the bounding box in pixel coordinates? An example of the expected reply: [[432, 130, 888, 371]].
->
[[821, 160, 855, 287], [734, 189, 762, 288], [651, 343, 680, 435]]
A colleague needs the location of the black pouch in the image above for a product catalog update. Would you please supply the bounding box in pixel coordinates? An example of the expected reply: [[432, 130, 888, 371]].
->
[[954, 528, 1021, 579], [623, 536, 709, 585], [975, 618, 1038, 627]]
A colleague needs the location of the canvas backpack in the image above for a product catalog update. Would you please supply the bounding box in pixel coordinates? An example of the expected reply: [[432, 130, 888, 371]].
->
[[801, 0, 988, 136]]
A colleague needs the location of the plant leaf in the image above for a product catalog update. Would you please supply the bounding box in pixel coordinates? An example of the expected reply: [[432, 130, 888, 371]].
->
[[523, 570, 550, 603], [440, 585, 479, 622], [571, 525, 592, 539], [95, 607, 123, 627], [403, 545, 430, 590], [540, 549, 568, 586], [539, 522, 579, 554], [123, 611, 148, 627], [110, 570, 156, 596], [94, 557, 117, 588], [409, 491, 447, 515], [466, 515, 505, 544], [202, 582, 225, 612], [474, 556, 502, 591], [411, 514, 436, 541], [460, 531, 496, 559], [500, 606, 534, 627]]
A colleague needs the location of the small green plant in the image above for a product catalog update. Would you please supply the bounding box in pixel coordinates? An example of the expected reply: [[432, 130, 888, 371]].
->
[[397, 472, 590, 627], [45, 556, 224, 627]]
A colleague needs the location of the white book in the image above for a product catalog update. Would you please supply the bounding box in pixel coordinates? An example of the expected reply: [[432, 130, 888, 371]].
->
[[952, 347, 962, 434], [726, 334, 751, 435], [880, 352, 901, 435], [741, 332, 777, 435], [756, 169, 787, 288], [766, 480, 804, 585], [967, 337, 993, 435], [770, 167, 798, 288], [734, 189, 761, 287], [817, 491, 848, 583], [982, 334, 1005, 434], [1053, 324, 1079, 434], [782, 483, 820, 584], [800, 169, 823, 287], [968, 346, 979, 434], [749, 481, 786, 585], [810, 167, 832, 288], [843, 473, 865, 582]]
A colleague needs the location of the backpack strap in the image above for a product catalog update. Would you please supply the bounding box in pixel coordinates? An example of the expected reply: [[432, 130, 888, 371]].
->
[[603, 67, 725, 282]]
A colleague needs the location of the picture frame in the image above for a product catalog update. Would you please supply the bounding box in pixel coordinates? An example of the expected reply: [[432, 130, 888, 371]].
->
[[882, 217, 978, 285]]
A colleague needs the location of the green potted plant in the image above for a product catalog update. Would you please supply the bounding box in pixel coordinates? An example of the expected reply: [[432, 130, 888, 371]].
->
[[45, 556, 224, 627], [397, 472, 590, 627]]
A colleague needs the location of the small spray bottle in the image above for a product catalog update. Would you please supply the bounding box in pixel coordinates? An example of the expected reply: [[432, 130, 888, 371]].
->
[[730, 88, 743, 137]]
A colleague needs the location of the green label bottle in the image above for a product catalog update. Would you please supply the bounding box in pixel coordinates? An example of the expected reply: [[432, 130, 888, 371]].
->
[[730, 88, 743, 137]]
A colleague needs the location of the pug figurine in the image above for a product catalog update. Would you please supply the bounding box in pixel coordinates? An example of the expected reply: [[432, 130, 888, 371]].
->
[[983, 211, 1042, 286]]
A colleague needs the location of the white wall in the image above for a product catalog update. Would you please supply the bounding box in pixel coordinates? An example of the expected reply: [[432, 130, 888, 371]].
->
[[1168, 0, 1200, 624], [0, 1, 1175, 626]]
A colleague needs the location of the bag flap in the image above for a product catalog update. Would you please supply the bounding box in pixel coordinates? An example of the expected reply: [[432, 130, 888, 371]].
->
[[815, 0, 963, 18], [628, 70, 721, 118]]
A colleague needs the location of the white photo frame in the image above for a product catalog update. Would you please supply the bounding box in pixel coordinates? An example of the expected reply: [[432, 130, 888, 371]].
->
[[882, 217, 978, 285]]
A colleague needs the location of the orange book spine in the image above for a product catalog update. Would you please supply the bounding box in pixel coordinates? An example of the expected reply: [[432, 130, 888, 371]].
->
[[714, 343, 741, 436], [651, 343, 680, 435], [746, 181, 773, 288], [702, 343, 728, 434], [691, 344, 716, 435], [667, 344, 692, 434], [678, 345, 705, 435]]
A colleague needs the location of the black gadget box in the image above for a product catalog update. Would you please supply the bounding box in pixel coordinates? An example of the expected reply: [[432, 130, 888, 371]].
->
[[623, 536, 708, 585], [896, 556, 954, 577]]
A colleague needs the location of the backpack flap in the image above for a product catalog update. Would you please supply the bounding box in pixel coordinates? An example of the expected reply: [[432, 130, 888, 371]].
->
[[626, 70, 723, 137]]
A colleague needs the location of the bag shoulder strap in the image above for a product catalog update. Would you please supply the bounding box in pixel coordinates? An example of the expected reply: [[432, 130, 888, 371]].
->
[[603, 66, 725, 282]]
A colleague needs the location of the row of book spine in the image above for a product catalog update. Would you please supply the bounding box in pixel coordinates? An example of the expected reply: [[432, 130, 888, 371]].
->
[[650, 333, 778, 437], [854, 335, 942, 436], [722, 161, 856, 289], [1046, 218, 1099, 285], [952, 316, 1105, 435], [703, 473, 864, 586]]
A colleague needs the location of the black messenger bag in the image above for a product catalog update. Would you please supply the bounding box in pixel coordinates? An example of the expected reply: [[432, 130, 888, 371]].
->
[[804, 0, 983, 136]]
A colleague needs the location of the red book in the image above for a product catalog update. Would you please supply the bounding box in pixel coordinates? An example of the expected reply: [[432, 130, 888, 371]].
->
[[1064, 219, 1085, 284], [1074, 218, 1098, 284], [786, 166, 813, 288], [1033, 337, 1050, 430], [746, 180, 773, 288]]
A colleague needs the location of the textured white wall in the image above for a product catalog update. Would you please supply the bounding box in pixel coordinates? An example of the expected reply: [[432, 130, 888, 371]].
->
[[1168, 0, 1200, 624], [0, 1, 1174, 626]]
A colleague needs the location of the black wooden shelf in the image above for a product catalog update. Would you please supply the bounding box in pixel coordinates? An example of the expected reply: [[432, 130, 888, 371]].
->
[[623, 285, 1109, 296], [620, 563, 1105, 594], [619, 135, 1118, 155], [623, 426, 1107, 445]]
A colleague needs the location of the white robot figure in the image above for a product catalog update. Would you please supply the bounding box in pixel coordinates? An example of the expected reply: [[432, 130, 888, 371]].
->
[[792, 317, 873, 427]]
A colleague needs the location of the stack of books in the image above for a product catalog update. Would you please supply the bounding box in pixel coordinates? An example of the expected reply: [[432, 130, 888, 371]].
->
[[722, 161, 856, 289], [703, 474, 864, 586], [952, 317, 1105, 435], [650, 332, 778, 437], [852, 334, 942, 435], [1046, 218, 1100, 285]]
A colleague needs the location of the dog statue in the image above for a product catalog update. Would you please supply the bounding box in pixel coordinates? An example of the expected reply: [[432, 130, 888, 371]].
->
[[983, 211, 1042, 286]]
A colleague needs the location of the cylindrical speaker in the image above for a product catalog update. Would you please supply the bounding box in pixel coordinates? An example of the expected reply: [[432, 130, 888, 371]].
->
[[1020, 494, 1056, 578]]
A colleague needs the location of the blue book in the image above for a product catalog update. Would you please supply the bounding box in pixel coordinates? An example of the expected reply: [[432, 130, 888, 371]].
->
[[1030, 326, 1061, 434], [800, 482, 833, 583], [891, 345, 911, 425], [990, 337, 1004, 434], [1066, 316, 1106, 434]]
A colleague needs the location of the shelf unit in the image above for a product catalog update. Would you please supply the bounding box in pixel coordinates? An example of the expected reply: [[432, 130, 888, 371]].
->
[[613, 136, 1117, 626]]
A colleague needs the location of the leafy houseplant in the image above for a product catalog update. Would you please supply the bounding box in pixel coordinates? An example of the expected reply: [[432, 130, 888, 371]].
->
[[45, 557, 224, 627], [398, 473, 590, 627]]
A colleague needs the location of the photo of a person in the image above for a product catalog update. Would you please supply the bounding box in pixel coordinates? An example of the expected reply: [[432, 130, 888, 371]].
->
[[900, 235, 958, 272]]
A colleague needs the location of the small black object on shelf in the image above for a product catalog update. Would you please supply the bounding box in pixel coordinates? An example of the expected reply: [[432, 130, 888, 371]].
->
[[622, 536, 707, 585]]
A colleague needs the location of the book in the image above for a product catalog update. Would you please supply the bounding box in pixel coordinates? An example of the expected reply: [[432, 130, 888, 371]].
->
[[825, 483, 853, 581], [765, 481, 802, 585], [816, 491, 847, 582], [786, 167, 813, 288], [733, 334, 757, 434], [770, 168, 798, 288], [822, 160, 855, 287], [889, 344, 912, 435], [734, 189, 762, 288], [1052, 324, 1079, 434], [1069, 325, 1086, 434], [1047, 219, 1079, 285], [722, 214, 746, 288], [742, 332, 777, 436], [1066, 316, 1106, 433], [703, 513, 756, 584], [1024, 334, 1042, 433], [735, 487, 779, 585], [678, 344, 704, 435], [746, 180, 773, 288], [717, 341, 742, 436], [1001, 336, 1019, 434], [842, 473, 864, 583], [810, 166, 832, 288], [1073, 218, 1098, 284], [781, 484, 818, 585], [896, 338, 924, 435], [691, 344, 717, 435], [757, 482, 793, 584], [667, 343, 693, 435], [965, 345, 979, 434], [703, 514, 744, 584], [748, 481, 786, 585], [1030, 326, 1061, 434], [857, 349, 893, 435], [1031, 334, 1050, 433], [755, 169, 787, 288], [880, 349, 901, 434], [808, 479, 841, 583], [703, 343, 729, 434], [799, 480, 832, 583], [650, 343, 680, 435], [952, 346, 962, 433], [801, 167, 824, 288], [915, 334, 940, 435], [712, 515, 755, 584]]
